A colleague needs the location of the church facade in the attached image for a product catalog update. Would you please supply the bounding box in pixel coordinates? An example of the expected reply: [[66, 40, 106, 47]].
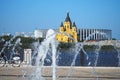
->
[[56, 13, 78, 42]]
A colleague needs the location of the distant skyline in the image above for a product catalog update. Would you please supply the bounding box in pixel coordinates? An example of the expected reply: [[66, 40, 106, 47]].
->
[[0, 0, 120, 39]]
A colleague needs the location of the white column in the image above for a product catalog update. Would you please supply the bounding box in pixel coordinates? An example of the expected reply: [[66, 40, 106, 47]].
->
[[97, 29, 99, 40], [80, 29, 82, 41], [88, 29, 90, 40], [101, 29, 103, 40], [81, 29, 82, 41], [92, 29, 94, 40], [24, 49, 32, 65], [83, 29, 84, 40]]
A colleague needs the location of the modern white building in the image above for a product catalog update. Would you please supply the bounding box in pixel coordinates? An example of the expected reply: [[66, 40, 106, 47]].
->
[[77, 29, 112, 41], [34, 29, 58, 38], [34, 30, 43, 38], [16, 32, 34, 37]]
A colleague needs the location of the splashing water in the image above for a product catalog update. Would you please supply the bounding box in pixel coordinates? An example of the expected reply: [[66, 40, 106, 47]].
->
[[0, 36, 16, 54], [0, 36, 22, 63], [31, 29, 59, 80], [65, 31, 110, 80], [10, 38, 21, 60], [15, 31, 116, 80], [113, 40, 120, 67], [65, 43, 82, 80]]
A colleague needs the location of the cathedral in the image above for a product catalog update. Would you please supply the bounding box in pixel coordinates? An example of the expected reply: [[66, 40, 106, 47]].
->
[[56, 13, 78, 42]]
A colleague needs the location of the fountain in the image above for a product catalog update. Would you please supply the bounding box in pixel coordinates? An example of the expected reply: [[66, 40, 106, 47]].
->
[[31, 29, 58, 80], [30, 29, 119, 80], [0, 36, 21, 65], [0, 29, 120, 80]]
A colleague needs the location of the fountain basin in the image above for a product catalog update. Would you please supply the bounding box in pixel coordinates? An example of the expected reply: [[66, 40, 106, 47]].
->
[[0, 66, 120, 80]]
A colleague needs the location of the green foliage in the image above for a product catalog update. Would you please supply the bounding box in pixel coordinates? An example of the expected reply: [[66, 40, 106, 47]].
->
[[0, 35, 13, 51], [0, 35, 12, 41], [83, 45, 98, 51], [101, 45, 115, 51], [112, 38, 116, 40], [57, 42, 115, 51], [0, 35, 116, 52], [83, 45, 115, 51], [58, 42, 75, 50], [0, 41, 4, 51], [38, 37, 44, 42], [0, 35, 44, 51], [17, 36, 44, 49]]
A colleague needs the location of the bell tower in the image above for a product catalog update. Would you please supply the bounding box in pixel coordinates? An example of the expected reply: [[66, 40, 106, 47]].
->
[[64, 12, 72, 33]]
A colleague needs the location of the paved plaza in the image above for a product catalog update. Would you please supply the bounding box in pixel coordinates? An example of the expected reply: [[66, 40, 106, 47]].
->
[[0, 65, 120, 80]]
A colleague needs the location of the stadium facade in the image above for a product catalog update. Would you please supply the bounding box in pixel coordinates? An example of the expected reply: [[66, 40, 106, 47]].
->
[[34, 29, 112, 41], [78, 29, 111, 41]]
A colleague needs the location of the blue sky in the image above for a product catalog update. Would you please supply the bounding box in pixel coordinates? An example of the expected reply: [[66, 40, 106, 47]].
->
[[0, 0, 120, 39]]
